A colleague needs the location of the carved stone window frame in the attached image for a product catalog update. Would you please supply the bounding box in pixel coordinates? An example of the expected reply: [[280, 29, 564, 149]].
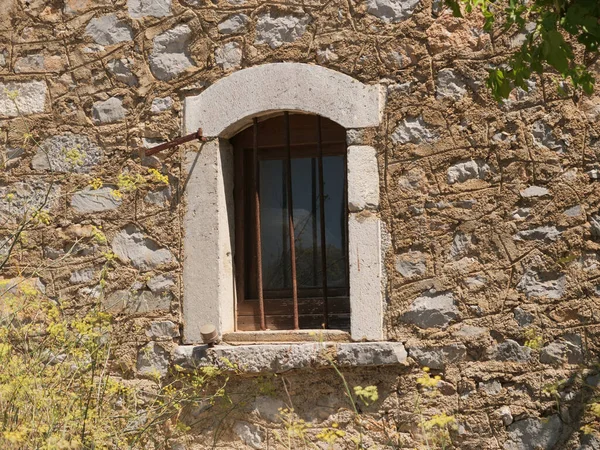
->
[[182, 63, 386, 343]]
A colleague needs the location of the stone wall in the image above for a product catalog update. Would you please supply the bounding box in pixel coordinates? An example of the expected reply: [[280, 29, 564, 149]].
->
[[1, 0, 600, 448]]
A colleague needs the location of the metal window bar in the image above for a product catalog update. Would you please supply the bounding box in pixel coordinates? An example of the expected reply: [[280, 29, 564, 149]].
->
[[284, 112, 300, 330], [317, 116, 330, 328], [253, 118, 266, 330]]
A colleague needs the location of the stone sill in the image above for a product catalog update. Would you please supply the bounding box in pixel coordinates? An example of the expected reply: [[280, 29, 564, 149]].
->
[[174, 341, 408, 374], [222, 329, 351, 344]]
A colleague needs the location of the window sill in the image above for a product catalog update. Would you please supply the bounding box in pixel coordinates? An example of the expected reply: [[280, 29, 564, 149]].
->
[[222, 329, 351, 345], [174, 341, 407, 374]]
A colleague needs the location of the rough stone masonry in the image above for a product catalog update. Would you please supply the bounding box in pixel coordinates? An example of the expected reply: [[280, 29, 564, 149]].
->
[[0, 0, 599, 448]]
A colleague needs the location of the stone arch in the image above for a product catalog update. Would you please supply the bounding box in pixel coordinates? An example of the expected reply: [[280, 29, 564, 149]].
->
[[182, 63, 385, 344]]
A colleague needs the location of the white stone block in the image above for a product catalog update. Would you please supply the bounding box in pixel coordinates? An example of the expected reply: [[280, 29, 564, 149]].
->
[[0, 80, 47, 117], [347, 145, 379, 211]]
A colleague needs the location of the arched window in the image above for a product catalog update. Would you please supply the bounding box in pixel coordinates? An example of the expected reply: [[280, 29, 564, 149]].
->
[[232, 113, 350, 331]]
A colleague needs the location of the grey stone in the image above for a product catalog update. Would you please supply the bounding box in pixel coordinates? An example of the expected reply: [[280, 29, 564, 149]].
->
[[107, 58, 137, 86], [5, 147, 25, 168], [233, 421, 264, 449], [316, 47, 339, 64], [447, 159, 491, 184], [0, 80, 48, 117], [437, 69, 467, 100], [151, 96, 173, 113], [144, 187, 172, 206], [137, 342, 169, 378], [512, 208, 531, 221], [366, 0, 420, 23], [492, 132, 516, 143], [455, 325, 487, 337], [149, 25, 194, 81], [465, 275, 487, 288], [146, 320, 179, 339], [79, 285, 102, 299], [590, 215, 600, 239], [255, 11, 310, 49], [408, 343, 466, 369], [218, 14, 250, 34], [503, 415, 563, 450], [146, 274, 175, 294], [103, 289, 171, 313], [337, 342, 408, 366], [520, 186, 550, 198], [578, 434, 600, 450], [85, 14, 132, 45], [498, 406, 513, 426], [564, 205, 583, 217], [69, 268, 95, 284], [215, 42, 242, 70], [395, 251, 426, 277], [540, 340, 583, 365], [128, 0, 171, 18], [450, 232, 474, 259], [517, 270, 566, 299], [532, 120, 566, 152], [32, 134, 102, 173], [71, 187, 121, 213], [14, 54, 44, 72], [493, 340, 532, 362], [111, 225, 174, 271], [402, 291, 459, 329], [252, 396, 286, 422], [513, 226, 561, 242], [479, 380, 502, 395], [0, 181, 61, 224], [513, 307, 534, 327], [92, 97, 126, 124], [392, 116, 438, 144]]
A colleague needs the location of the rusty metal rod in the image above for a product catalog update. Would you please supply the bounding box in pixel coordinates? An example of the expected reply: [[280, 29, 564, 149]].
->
[[284, 112, 300, 330], [143, 128, 206, 157], [253, 118, 266, 330], [317, 116, 329, 329]]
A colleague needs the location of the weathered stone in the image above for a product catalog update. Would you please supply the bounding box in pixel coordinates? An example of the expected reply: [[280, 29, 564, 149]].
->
[[85, 14, 132, 45], [144, 187, 172, 206], [479, 380, 502, 395], [0, 181, 60, 224], [128, 0, 171, 18], [107, 58, 137, 86], [513, 307, 534, 327], [447, 159, 490, 184], [337, 342, 408, 366], [408, 343, 466, 369], [520, 186, 550, 198], [465, 275, 487, 288], [395, 251, 427, 277], [578, 434, 600, 450], [69, 268, 95, 284], [71, 187, 121, 213], [215, 42, 242, 70], [0, 80, 47, 117], [252, 396, 286, 422], [218, 13, 250, 34], [512, 208, 531, 220], [14, 54, 45, 72], [455, 325, 488, 337], [92, 97, 126, 124], [316, 47, 339, 64], [149, 25, 194, 81], [540, 340, 583, 365], [564, 205, 583, 217], [366, 0, 420, 23], [146, 274, 175, 294], [402, 291, 459, 329], [513, 226, 561, 242], [532, 120, 566, 152], [492, 339, 531, 362], [233, 421, 264, 449], [103, 289, 171, 313], [590, 215, 600, 239], [517, 270, 566, 299], [503, 415, 562, 450], [137, 342, 169, 378], [498, 406, 513, 426], [436, 69, 467, 100], [392, 116, 438, 144], [450, 232, 474, 259], [111, 225, 174, 271], [32, 134, 102, 173], [255, 11, 310, 49], [151, 96, 173, 113], [146, 320, 179, 339]]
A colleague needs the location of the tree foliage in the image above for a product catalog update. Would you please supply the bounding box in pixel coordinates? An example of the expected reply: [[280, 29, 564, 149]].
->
[[445, 0, 599, 100]]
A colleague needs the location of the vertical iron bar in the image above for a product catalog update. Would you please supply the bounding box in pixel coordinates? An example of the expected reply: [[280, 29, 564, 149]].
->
[[284, 112, 300, 330], [234, 147, 245, 331], [317, 116, 329, 328], [253, 118, 266, 330]]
